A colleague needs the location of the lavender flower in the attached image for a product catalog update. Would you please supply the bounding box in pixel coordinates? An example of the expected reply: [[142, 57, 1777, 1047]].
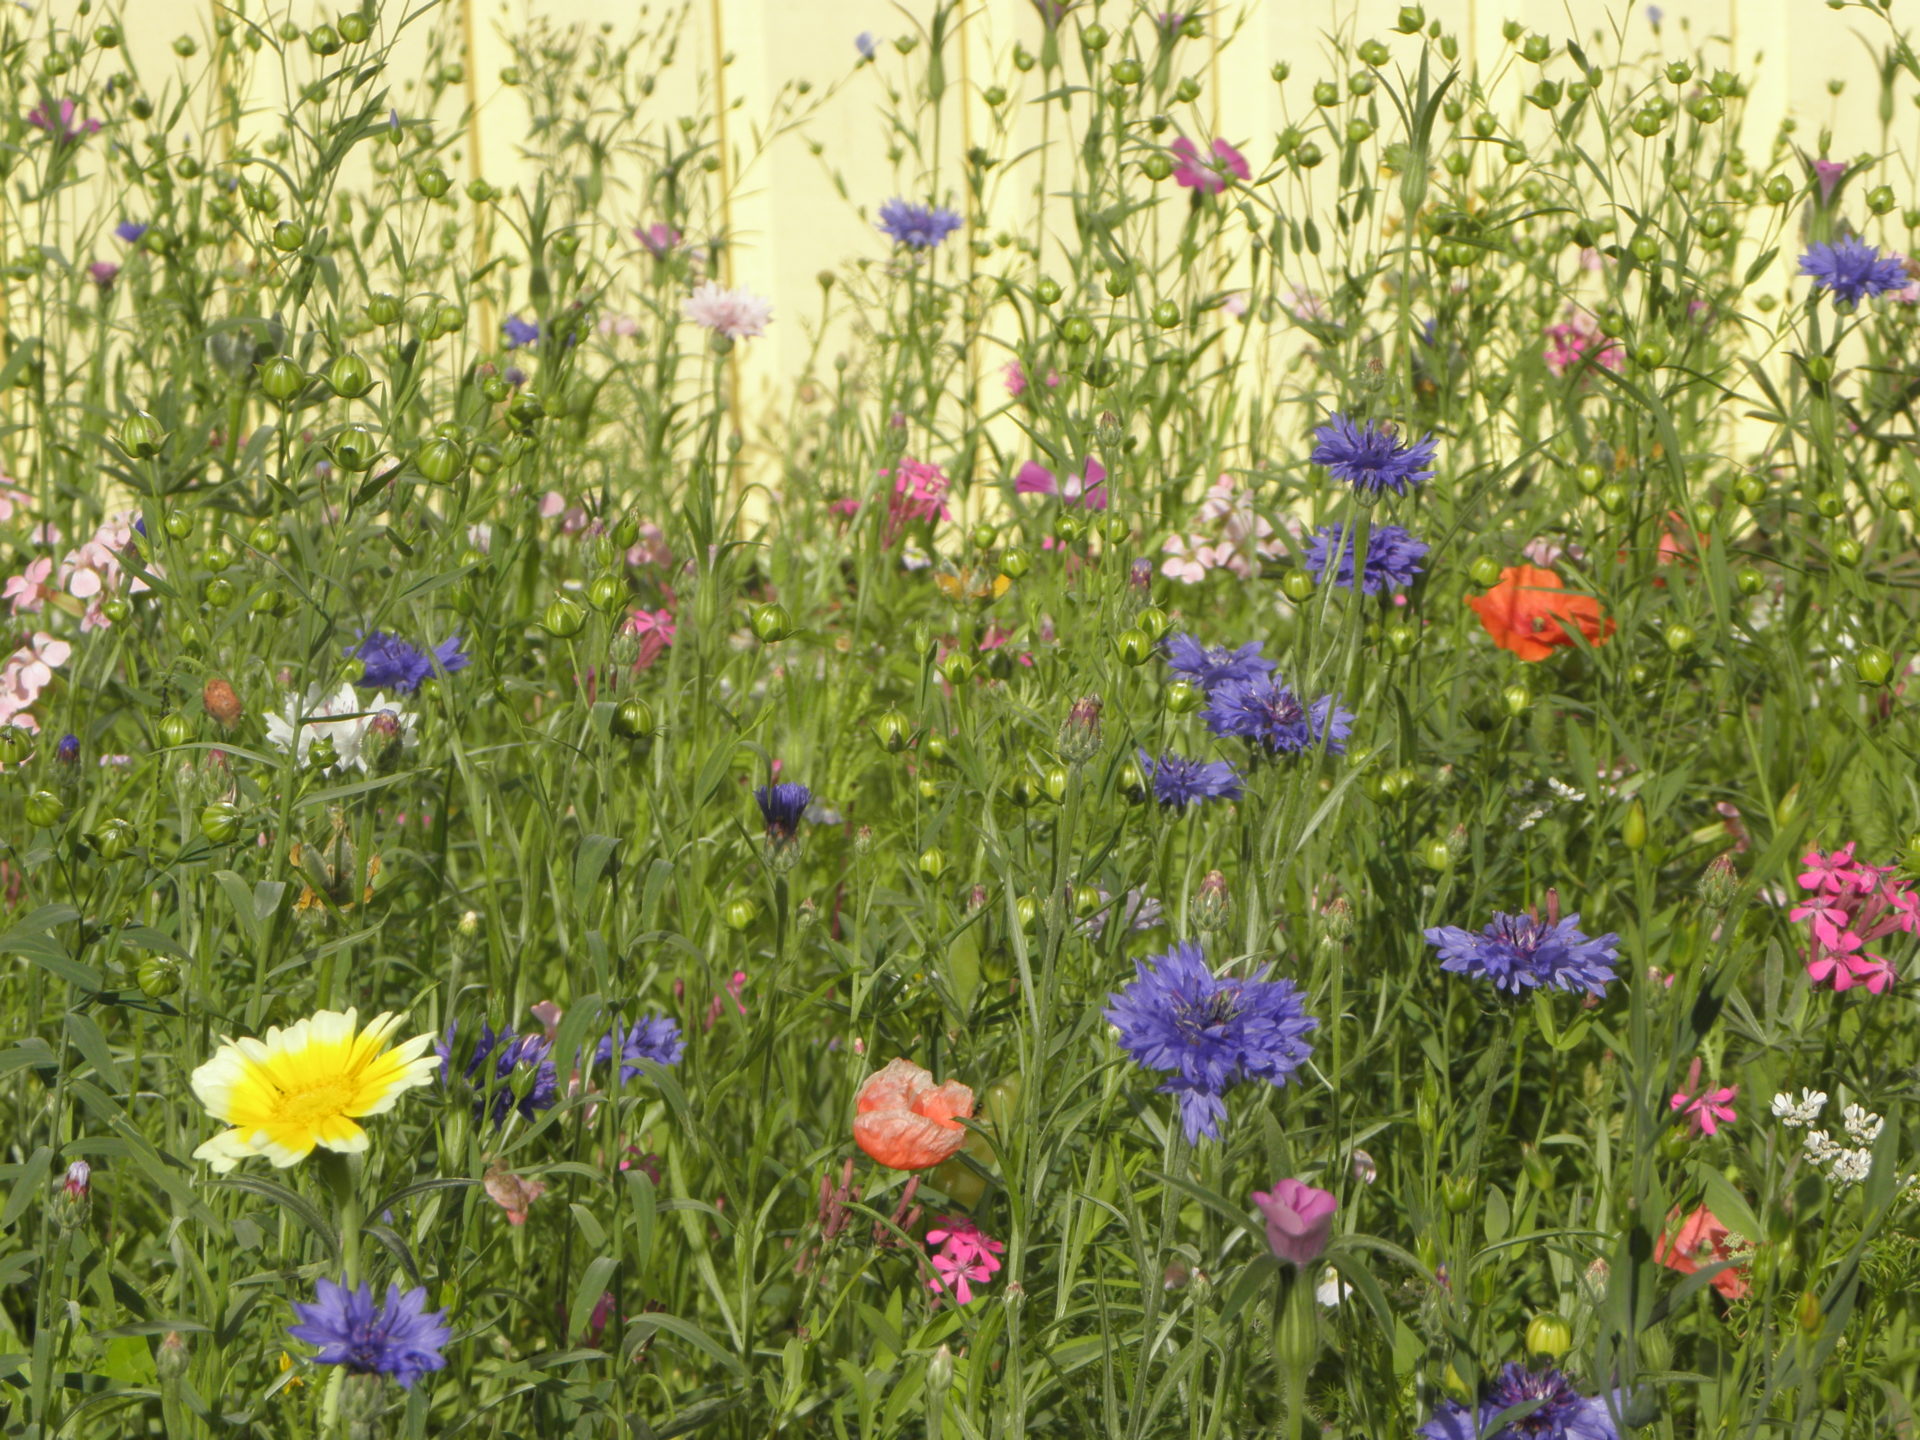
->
[[1309, 415, 1438, 500], [1303, 522, 1429, 594], [1424, 906, 1620, 997], [1164, 633, 1275, 693], [877, 199, 964, 251], [436, 1022, 558, 1127], [856, 32, 878, 60], [350, 631, 469, 694], [1798, 239, 1909, 306], [502, 315, 541, 349], [287, 1280, 450, 1390], [596, 1015, 685, 1082], [756, 781, 813, 843], [1138, 750, 1243, 810], [1203, 675, 1354, 756], [1419, 1363, 1621, 1440], [115, 221, 148, 243], [1103, 940, 1317, 1143]]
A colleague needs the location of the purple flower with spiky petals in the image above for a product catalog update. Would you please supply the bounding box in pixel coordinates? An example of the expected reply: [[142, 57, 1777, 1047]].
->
[[1424, 902, 1619, 997], [1138, 750, 1242, 810], [596, 1015, 685, 1083], [502, 314, 541, 349], [1798, 239, 1909, 306], [115, 221, 148, 244], [755, 781, 812, 843], [1419, 1362, 1622, 1440], [1309, 414, 1438, 500], [350, 631, 468, 694], [1303, 522, 1428, 594], [436, 1022, 558, 1127], [1203, 675, 1353, 756], [1104, 940, 1317, 1143], [1164, 633, 1275, 693], [877, 199, 964, 251], [287, 1280, 450, 1390]]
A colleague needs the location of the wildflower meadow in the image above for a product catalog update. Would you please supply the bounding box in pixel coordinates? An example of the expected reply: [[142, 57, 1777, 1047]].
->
[[6, 0, 1920, 1435]]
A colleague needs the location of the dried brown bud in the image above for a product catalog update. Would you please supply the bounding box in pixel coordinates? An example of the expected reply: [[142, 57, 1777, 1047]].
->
[[203, 676, 243, 728]]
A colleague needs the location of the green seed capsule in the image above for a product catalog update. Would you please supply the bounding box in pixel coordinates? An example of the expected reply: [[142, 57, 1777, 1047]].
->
[[326, 353, 373, 398], [136, 955, 182, 998], [1526, 1313, 1573, 1359], [200, 802, 243, 843], [542, 597, 585, 638], [258, 355, 306, 401], [1856, 646, 1894, 685], [1116, 629, 1153, 666], [611, 698, 656, 740], [24, 790, 64, 828]]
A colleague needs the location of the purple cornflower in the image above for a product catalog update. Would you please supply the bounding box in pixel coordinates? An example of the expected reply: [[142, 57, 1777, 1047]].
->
[[55, 734, 79, 764], [856, 32, 878, 59], [1164, 633, 1275, 693], [1104, 940, 1317, 1143], [115, 221, 148, 244], [1203, 675, 1354, 756], [1419, 1362, 1621, 1440], [1138, 750, 1242, 810], [502, 314, 541, 349], [596, 1015, 685, 1082], [350, 631, 468, 694], [287, 1280, 451, 1390], [877, 199, 964, 251], [88, 262, 119, 290], [1424, 901, 1619, 997], [436, 1022, 558, 1127], [1303, 522, 1428, 594], [1798, 238, 1909, 306], [1309, 415, 1438, 500], [755, 781, 812, 842]]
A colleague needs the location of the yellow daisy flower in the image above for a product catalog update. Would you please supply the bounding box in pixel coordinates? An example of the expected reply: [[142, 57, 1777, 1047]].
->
[[190, 1008, 439, 1172]]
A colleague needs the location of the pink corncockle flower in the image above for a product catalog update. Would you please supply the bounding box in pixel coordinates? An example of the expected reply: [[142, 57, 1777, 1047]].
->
[[1169, 137, 1249, 194], [1544, 307, 1623, 379], [1288, 286, 1329, 323], [5, 556, 54, 613], [925, 1216, 1005, 1305], [1251, 1179, 1338, 1265], [484, 1166, 548, 1225], [882, 457, 950, 543], [827, 497, 861, 519], [1789, 845, 1916, 994], [26, 99, 102, 144], [1813, 158, 1847, 205], [705, 970, 748, 1029], [1798, 842, 1867, 894], [88, 262, 119, 289], [1670, 1058, 1738, 1137], [636, 223, 682, 257], [684, 281, 772, 341], [624, 608, 676, 670], [1015, 456, 1108, 509], [1004, 360, 1062, 399]]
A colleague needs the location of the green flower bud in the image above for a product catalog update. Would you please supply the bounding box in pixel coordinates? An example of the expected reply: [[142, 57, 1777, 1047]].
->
[[1151, 299, 1181, 328], [200, 802, 243, 844], [611, 698, 656, 741], [918, 847, 948, 879], [157, 713, 194, 748], [940, 653, 975, 686], [1119, 758, 1148, 804], [258, 355, 306, 401], [25, 790, 64, 828], [1281, 570, 1316, 602], [873, 709, 911, 753], [1885, 479, 1914, 510], [1526, 1313, 1573, 1359], [542, 597, 585, 638], [1621, 798, 1648, 851], [417, 166, 451, 199], [1165, 679, 1204, 715], [1735, 565, 1765, 595], [1501, 683, 1530, 716], [203, 577, 235, 608], [415, 436, 465, 484], [89, 818, 137, 861], [307, 23, 342, 55], [1831, 536, 1863, 568], [119, 410, 168, 460], [750, 602, 794, 642], [339, 14, 371, 44], [1143, 152, 1173, 182], [1597, 481, 1630, 515], [1418, 835, 1453, 871], [1009, 773, 1042, 809], [1116, 629, 1154, 666], [1440, 1174, 1477, 1213], [326, 352, 373, 398], [587, 576, 625, 613], [1034, 278, 1062, 305], [327, 424, 381, 473], [272, 220, 306, 252], [1000, 547, 1031, 580], [1468, 555, 1505, 586], [1856, 645, 1894, 685], [724, 897, 758, 931], [367, 292, 401, 326], [137, 955, 183, 999]]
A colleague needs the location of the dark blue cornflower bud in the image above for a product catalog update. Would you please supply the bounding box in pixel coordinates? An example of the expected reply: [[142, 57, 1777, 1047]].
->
[[755, 781, 813, 843], [55, 733, 80, 764]]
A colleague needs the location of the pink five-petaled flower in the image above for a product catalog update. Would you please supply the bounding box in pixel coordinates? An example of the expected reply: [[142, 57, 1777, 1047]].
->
[[1015, 457, 1108, 510], [924, 1216, 1005, 1305], [1788, 844, 1916, 994], [5, 556, 54, 613], [1251, 1179, 1338, 1266], [1169, 137, 1250, 194], [1670, 1058, 1738, 1137], [26, 99, 102, 144], [623, 608, 677, 670]]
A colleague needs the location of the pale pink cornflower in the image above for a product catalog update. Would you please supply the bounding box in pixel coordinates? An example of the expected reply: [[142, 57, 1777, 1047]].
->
[[925, 1216, 1005, 1305], [1670, 1058, 1738, 1137], [684, 281, 772, 341]]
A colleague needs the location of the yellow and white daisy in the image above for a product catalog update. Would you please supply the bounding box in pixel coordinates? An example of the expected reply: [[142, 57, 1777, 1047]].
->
[[190, 1008, 438, 1172]]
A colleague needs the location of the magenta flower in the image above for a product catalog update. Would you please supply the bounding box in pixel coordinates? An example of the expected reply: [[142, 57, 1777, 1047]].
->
[[1252, 1180, 1337, 1265], [1015, 456, 1108, 509], [1669, 1058, 1738, 1137], [26, 99, 102, 144], [1789, 845, 1916, 994], [925, 1216, 1005, 1305], [88, 262, 119, 290], [635, 222, 681, 257], [1544, 307, 1623, 378], [1813, 158, 1847, 205], [1169, 137, 1249, 195], [882, 457, 950, 543]]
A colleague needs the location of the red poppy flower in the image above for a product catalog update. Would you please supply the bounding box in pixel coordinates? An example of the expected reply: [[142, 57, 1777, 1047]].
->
[[1466, 564, 1614, 662], [852, 1058, 974, 1170], [1654, 1205, 1750, 1301]]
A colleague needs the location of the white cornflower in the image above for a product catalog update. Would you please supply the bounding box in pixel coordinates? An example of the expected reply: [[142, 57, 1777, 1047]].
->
[[1842, 1103, 1884, 1145], [1771, 1089, 1827, 1127], [264, 683, 416, 774]]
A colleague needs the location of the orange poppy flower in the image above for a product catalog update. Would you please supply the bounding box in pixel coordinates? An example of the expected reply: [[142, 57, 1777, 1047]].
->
[[852, 1058, 974, 1170], [1654, 1205, 1750, 1301], [1466, 564, 1614, 662]]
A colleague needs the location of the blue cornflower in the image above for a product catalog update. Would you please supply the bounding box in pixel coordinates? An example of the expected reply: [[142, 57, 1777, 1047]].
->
[[1424, 908, 1619, 997], [1138, 750, 1242, 810], [596, 1015, 685, 1083], [55, 733, 79, 764], [1203, 675, 1354, 756], [1303, 522, 1429, 594], [350, 631, 469, 694], [1309, 414, 1438, 500], [856, 31, 878, 59], [876, 198, 964, 251], [502, 314, 541, 349], [1798, 238, 1910, 306], [755, 781, 813, 843], [436, 1022, 558, 1127], [287, 1279, 451, 1390], [504, 365, 528, 387], [1104, 940, 1317, 1143], [115, 221, 148, 243], [1164, 633, 1275, 693], [1420, 1363, 1621, 1440]]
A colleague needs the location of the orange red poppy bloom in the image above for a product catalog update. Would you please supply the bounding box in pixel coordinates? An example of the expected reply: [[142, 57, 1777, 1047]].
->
[[852, 1058, 974, 1170], [1466, 564, 1614, 662], [1654, 1205, 1750, 1301]]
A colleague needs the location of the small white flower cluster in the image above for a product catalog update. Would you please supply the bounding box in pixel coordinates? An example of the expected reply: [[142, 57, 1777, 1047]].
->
[[1778, 1089, 1881, 1188], [1513, 777, 1587, 832]]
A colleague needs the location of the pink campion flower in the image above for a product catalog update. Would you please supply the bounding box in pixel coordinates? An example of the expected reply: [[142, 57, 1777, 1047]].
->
[[26, 99, 102, 143], [1004, 361, 1062, 398], [1798, 843, 1868, 894], [5, 556, 54, 613], [1169, 137, 1250, 194], [1545, 307, 1623, 378], [683, 281, 772, 341], [925, 1216, 1005, 1306], [1789, 845, 1916, 994], [624, 608, 677, 670], [635, 222, 682, 257], [827, 497, 861, 519], [1015, 457, 1108, 509], [882, 457, 950, 543], [1670, 1058, 1738, 1137]]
